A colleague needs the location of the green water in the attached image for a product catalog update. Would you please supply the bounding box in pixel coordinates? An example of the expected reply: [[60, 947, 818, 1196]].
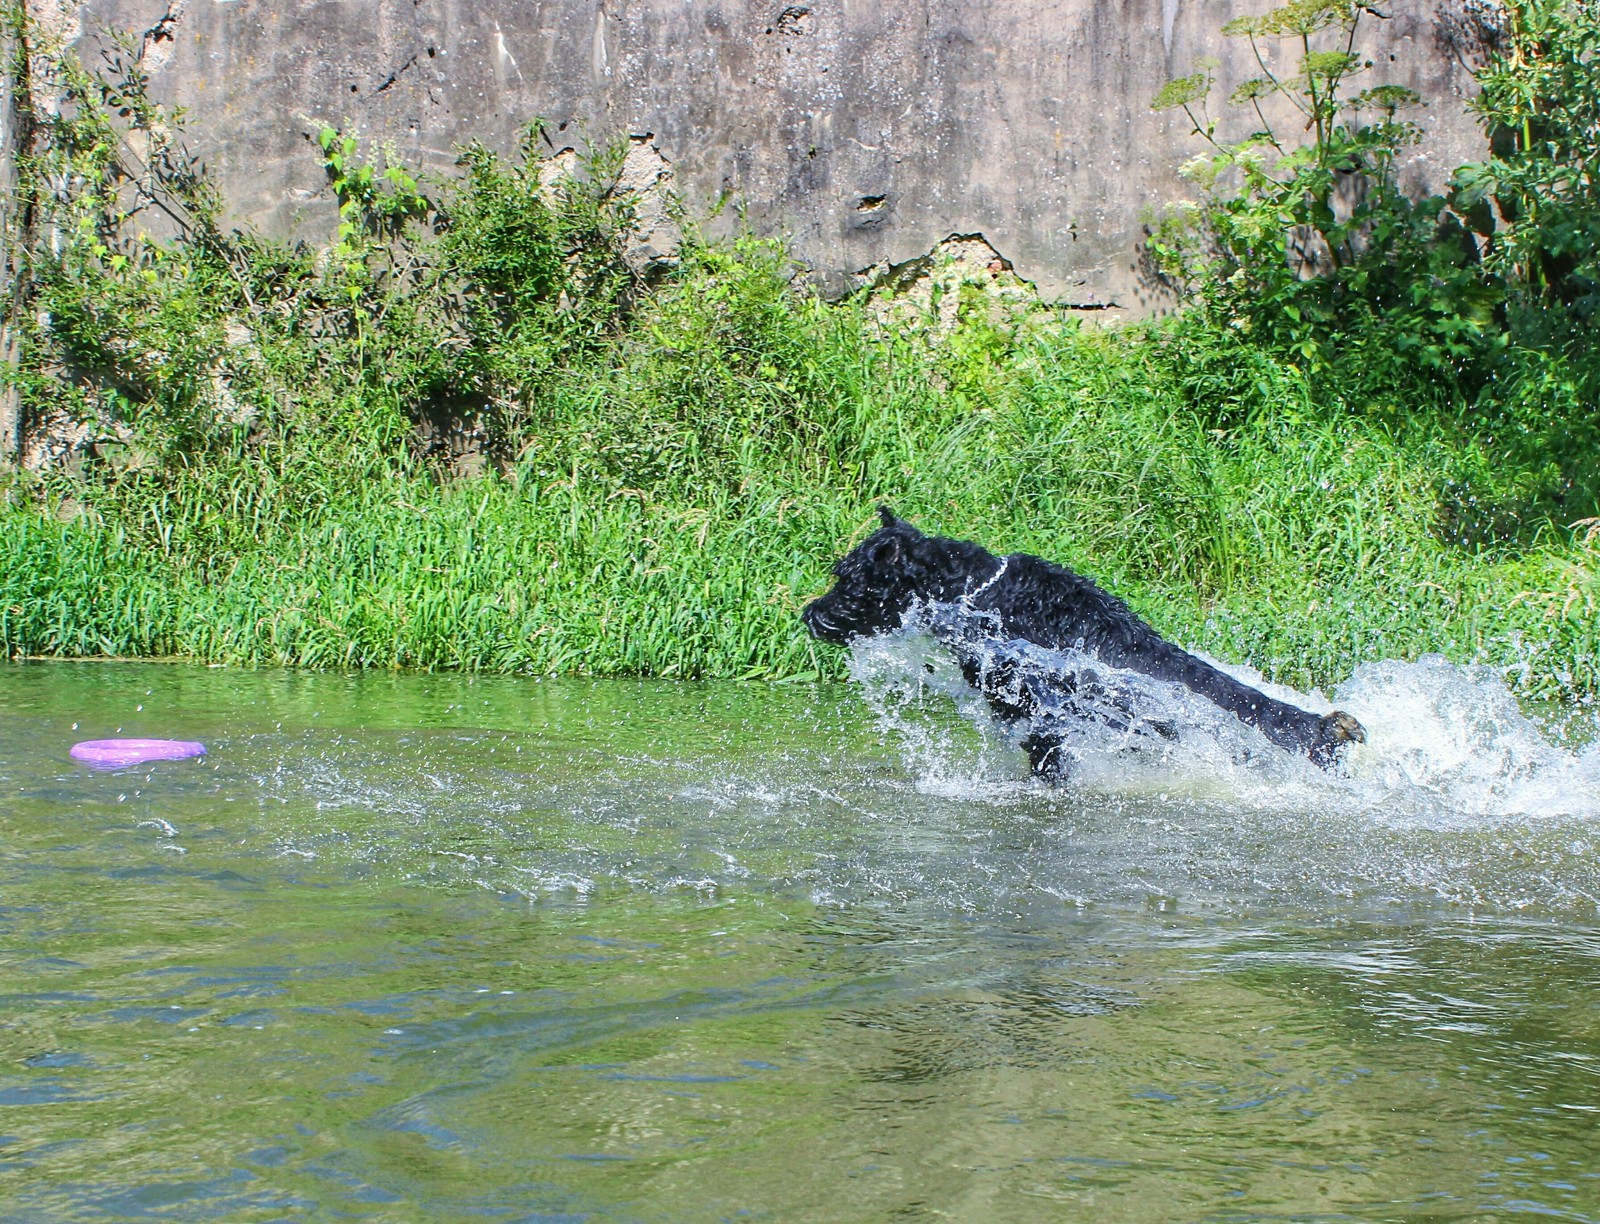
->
[[1, 660, 1599, 1222]]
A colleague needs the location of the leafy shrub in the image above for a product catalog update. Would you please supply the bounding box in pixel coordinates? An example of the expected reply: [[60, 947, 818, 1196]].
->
[[1458, 0, 1600, 326], [1149, 1, 1502, 393], [5, 14, 653, 474], [1149, 0, 1600, 546], [1447, 1, 1600, 527]]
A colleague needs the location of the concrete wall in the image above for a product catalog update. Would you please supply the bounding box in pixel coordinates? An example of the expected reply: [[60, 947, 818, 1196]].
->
[[53, 0, 1491, 312], [1, 13, 30, 466]]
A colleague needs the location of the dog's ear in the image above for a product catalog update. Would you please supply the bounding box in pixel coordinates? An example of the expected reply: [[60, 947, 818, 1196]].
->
[[869, 534, 904, 567], [878, 505, 918, 533]]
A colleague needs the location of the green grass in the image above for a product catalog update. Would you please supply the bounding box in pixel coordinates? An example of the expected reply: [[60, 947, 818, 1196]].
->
[[4, 267, 1596, 700]]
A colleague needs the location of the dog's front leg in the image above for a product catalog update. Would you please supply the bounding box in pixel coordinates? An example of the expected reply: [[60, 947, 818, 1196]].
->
[[1020, 731, 1073, 780], [945, 640, 1074, 780]]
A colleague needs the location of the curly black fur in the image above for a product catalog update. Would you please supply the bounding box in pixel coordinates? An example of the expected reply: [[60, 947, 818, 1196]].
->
[[802, 508, 1366, 776]]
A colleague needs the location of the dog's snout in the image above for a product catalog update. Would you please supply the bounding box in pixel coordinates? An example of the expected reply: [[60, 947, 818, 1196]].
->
[[802, 599, 850, 644]]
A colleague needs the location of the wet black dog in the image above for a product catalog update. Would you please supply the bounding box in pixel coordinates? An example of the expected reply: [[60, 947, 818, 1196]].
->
[[802, 508, 1365, 776]]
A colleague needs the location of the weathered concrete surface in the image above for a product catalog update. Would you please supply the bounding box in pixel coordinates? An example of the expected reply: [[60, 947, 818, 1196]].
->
[[63, 0, 1490, 314]]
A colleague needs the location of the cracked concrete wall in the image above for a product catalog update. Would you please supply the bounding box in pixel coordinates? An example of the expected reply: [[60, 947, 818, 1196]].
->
[[57, 0, 1491, 315], [0, 7, 42, 469]]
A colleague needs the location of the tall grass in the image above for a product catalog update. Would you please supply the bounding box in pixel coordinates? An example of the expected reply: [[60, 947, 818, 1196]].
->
[[4, 279, 1595, 698]]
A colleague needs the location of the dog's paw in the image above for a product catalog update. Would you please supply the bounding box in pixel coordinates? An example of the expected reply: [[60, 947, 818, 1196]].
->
[[1141, 715, 1180, 741], [1309, 710, 1366, 767], [1323, 710, 1365, 744]]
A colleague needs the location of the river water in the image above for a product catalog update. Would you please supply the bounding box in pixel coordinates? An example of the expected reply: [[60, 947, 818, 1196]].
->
[[1, 652, 1599, 1221]]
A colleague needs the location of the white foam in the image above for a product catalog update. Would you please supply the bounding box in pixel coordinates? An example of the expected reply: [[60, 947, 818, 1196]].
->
[[848, 626, 1600, 827], [1333, 654, 1600, 822]]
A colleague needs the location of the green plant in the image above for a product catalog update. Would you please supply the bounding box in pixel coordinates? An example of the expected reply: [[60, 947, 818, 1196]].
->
[[1453, 2, 1600, 328], [1434, 2, 1600, 531], [3, 17, 245, 455], [317, 126, 432, 253], [1149, 1, 1501, 389], [5, 13, 658, 473], [431, 122, 642, 440]]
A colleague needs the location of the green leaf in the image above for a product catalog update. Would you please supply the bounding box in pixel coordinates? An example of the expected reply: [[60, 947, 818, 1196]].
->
[[1301, 50, 1359, 82], [1153, 72, 1211, 112], [1229, 77, 1277, 106]]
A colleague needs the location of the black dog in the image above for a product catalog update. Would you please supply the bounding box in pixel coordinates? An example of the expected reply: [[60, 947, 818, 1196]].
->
[[802, 508, 1365, 776]]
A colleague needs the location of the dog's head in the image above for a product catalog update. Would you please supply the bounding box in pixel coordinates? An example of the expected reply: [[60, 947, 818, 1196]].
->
[[802, 507, 936, 644]]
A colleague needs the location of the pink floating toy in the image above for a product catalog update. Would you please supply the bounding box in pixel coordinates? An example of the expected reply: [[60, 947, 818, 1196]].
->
[[70, 739, 207, 770]]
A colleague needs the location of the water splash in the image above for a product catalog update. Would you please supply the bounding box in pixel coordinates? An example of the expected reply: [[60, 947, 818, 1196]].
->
[[34, 654, 1585, 917], [847, 624, 1600, 826], [1334, 655, 1600, 821]]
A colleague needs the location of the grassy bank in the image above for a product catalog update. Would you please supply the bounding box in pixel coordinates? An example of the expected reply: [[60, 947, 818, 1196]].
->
[[3, 278, 1595, 697], [3, 5, 1597, 698]]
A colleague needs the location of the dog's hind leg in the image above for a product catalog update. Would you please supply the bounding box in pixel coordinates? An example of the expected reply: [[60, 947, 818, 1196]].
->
[[1110, 636, 1365, 766]]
